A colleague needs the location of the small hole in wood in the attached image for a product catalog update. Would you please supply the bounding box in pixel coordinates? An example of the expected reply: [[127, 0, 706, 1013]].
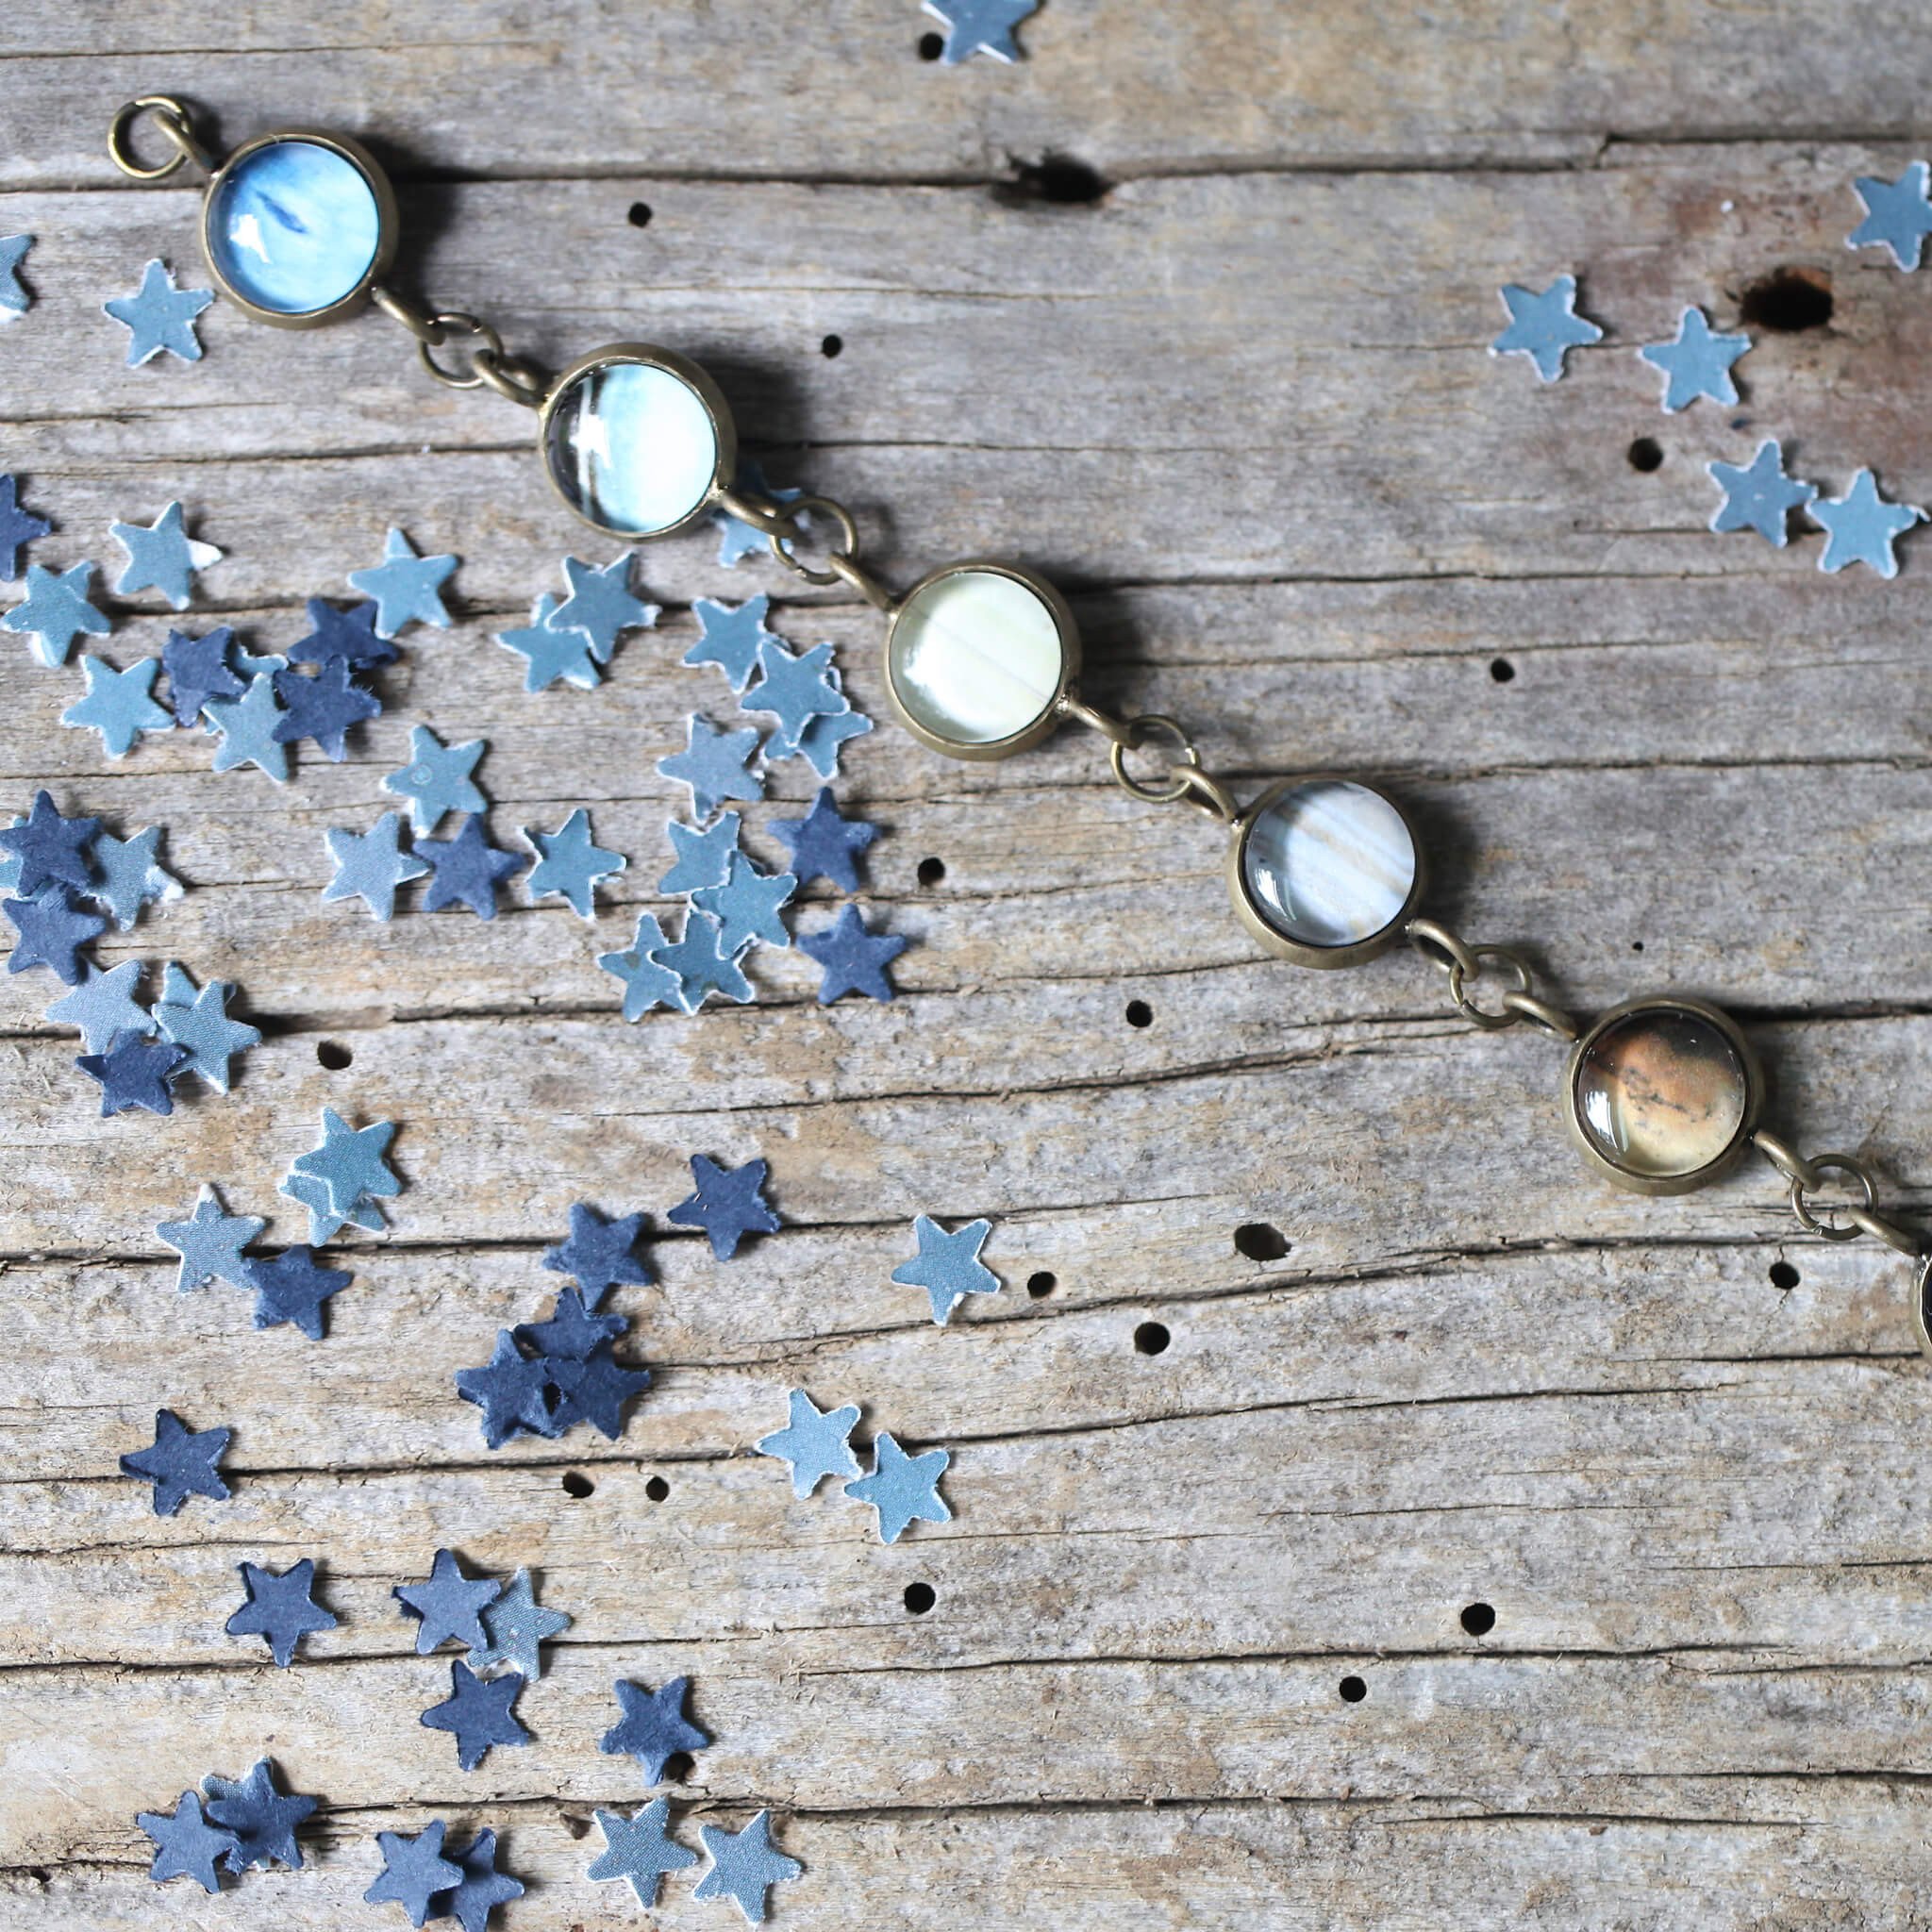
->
[[1461, 1601, 1496, 1636], [1125, 998, 1153, 1028], [1740, 265, 1833, 334], [821, 332, 843, 358], [917, 29, 944, 58], [660, 1752, 693, 1784], [562, 1813, 591, 1840], [1027, 1271, 1057, 1299], [644, 1474, 671, 1502], [1339, 1674, 1367, 1703], [561, 1470, 593, 1499], [1490, 657, 1516, 684], [1631, 940, 1644, 954], [627, 201, 653, 228], [1000, 154, 1112, 207], [1627, 436, 1664, 473], [316, 1040, 352, 1071], [1770, 1259, 1800, 1291], [917, 856, 946, 887], [1134, 1320, 1170, 1356], [903, 1581, 936, 1614], [1234, 1222, 1290, 1263]]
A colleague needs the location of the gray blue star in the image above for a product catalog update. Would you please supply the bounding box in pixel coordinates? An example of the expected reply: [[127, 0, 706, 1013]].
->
[[691, 851, 794, 953], [105, 258, 213, 366], [119, 1407, 231, 1516], [136, 1790, 237, 1893], [1811, 467, 1924, 576], [156, 1183, 264, 1293], [395, 1547, 502, 1654], [668, 1154, 780, 1259], [45, 960, 152, 1053], [160, 625, 242, 725], [600, 1674, 709, 1785], [797, 902, 907, 1003], [649, 908, 756, 1012], [384, 724, 487, 834], [2, 790, 97, 894], [744, 637, 848, 757], [496, 591, 600, 691], [203, 674, 291, 782], [598, 911, 684, 1021], [541, 1202, 656, 1302], [224, 1558, 337, 1667], [1848, 161, 1932, 271], [346, 526, 458, 637], [891, 1212, 1000, 1324], [203, 1758, 317, 1871], [1707, 440, 1818, 548], [1637, 306, 1749, 413], [524, 807, 625, 918], [0, 235, 31, 316], [844, 1430, 951, 1542], [756, 1389, 861, 1498], [110, 500, 220, 608], [587, 1797, 697, 1908], [422, 814, 524, 918], [4, 560, 110, 667], [421, 1659, 530, 1772], [658, 715, 764, 817], [281, 1170, 387, 1245], [153, 961, 259, 1091], [773, 787, 878, 891], [554, 553, 658, 662], [5, 885, 105, 983], [250, 1245, 355, 1337], [289, 1107, 401, 1217], [84, 824, 182, 930], [363, 1820, 463, 1926], [323, 811, 430, 922], [692, 1809, 803, 1923], [76, 1031, 186, 1115], [793, 706, 873, 780], [271, 658, 381, 760], [61, 654, 172, 758], [469, 1566, 571, 1680], [439, 1829, 525, 1932], [660, 810, 742, 893], [1490, 274, 1602, 382], [686, 593, 777, 692]]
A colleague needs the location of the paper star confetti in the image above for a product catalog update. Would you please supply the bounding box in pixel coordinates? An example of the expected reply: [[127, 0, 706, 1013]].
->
[[524, 807, 625, 917], [600, 1674, 709, 1785], [598, 911, 684, 1020], [686, 593, 779, 692], [61, 654, 173, 758], [588, 1798, 698, 1908], [84, 824, 182, 929], [110, 501, 220, 608], [347, 526, 458, 637], [456, 1330, 560, 1449], [272, 659, 381, 760], [203, 1759, 318, 1871], [714, 459, 807, 567], [422, 1660, 531, 1772], [692, 1809, 804, 1924], [204, 674, 291, 782], [153, 961, 259, 1091], [384, 724, 488, 834], [691, 851, 795, 953], [160, 625, 242, 725], [324, 811, 430, 921], [364, 1820, 464, 1927], [660, 810, 743, 894], [496, 591, 599, 691], [668, 1155, 780, 1259], [3, 791, 98, 894], [120, 1407, 231, 1516], [892, 1212, 1000, 1324], [0, 474, 51, 578], [845, 1430, 952, 1542], [45, 960, 152, 1053], [756, 1389, 861, 1497], [0, 235, 31, 315], [515, 1286, 626, 1360], [774, 787, 879, 891], [421, 814, 524, 918], [792, 705, 874, 781], [250, 1245, 355, 1340], [3, 560, 110, 667], [231, 639, 288, 679], [77, 1031, 186, 1114], [225, 1558, 337, 1667], [648, 908, 756, 1011], [1811, 466, 1924, 576], [1848, 161, 1932, 270], [105, 258, 213, 366], [288, 1107, 401, 1217], [469, 1567, 571, 1680], [157, 1184, 264, 1293], [5, 885, 105, 983], [554, 552, 658, 662], [1490, 274, 1602, 382], [436, 1829, 525, 1932], [658, 714, 765, 817], [137, 1790, 237, 1893], [1707, 440, 1819, 547], [282, 1170, 387, 1246], [290, 595, 397, 670], [1638, 305, 1749, 413], [545, 1345, 653, 1439], [797, 902, 907, 1002], [395, 1547, 503, 1655], [743, 637, 849, 757], [543, 1203, 655, 1301]]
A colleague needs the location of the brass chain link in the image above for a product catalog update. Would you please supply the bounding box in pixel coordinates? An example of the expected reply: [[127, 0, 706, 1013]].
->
[[1406, 917, 1578, 1041], [1752, 1132, 1923, 1257], [714, 488, 897, 609], [1056, 701, 1240, 824], [108, 95, 214, 178], [368, 289, 547, 408]]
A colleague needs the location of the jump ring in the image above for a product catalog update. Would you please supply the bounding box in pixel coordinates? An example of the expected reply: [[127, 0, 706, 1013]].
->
[[765, 493, 859, 586], [1108, 716, 1198, 804], [1790, 1153, 1877, 1242], [108, 96, 204, 180], [1446, 944, 1532, 1031], [417, 314, 504, 390]]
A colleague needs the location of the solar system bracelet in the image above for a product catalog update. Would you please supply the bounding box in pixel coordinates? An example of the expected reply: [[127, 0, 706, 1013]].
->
[[108, 95, 1932, 1349]]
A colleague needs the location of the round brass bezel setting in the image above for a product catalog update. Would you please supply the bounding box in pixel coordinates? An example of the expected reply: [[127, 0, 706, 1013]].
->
[[1226, 775, 1426, 970], [1563, 993, 1762, 1197], [881, 559, 1080, 762], [536, 342, 738, 541], [198, 128, 399, 329]]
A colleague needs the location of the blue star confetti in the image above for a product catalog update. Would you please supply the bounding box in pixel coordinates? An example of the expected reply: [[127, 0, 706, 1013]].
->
[[288, 1107, 401, 1217], [422, 1660, 531, 1772], [792, 706, 873, 781], [470, 1566, 571, 1681], [120, 1407, 231, 1516], [601, 1674, 709, 1785], [384, 724, 488, 834], [272, 658, 381, 760], [282, 1170, 386, 1245], [45, 960, 152, 1053], [105, 258, 213, 366], [347, 526, 458, 637], [250, 1245, 354, 1340], [203, 1759, 317, 1871], [598, 911, 684, 1020], [1638, 306, 1749, 412], [1490, 274, 1602, 383], [61, 654, 172, 758], [714, 459, 806, 567], [774, 787, 879, 891], [756, 1390, 861, 1497], [668, 1155, 780, 1259], [0, 235, 31, 316], [204, 674, 291, 782], [456, 1331, 559, 1449], [0, 474, 51, 578], [845, 1430, 952, 1542], [395, 1547, 503, 1654], [496, 591, 599, 691], [1707, 440, 1818, 548], [892, 1212, 1000, 1324], [686, 593, 778, 692], [524, 807, 625, 918], [543, 1203, 655, 1301], [555, 552, 658, 662], [658, 714, 764, 817], [3, 791, 98, 894], [648, 908, 756, 1012], [160, 625, 242, 725], [4, 560, 110, 667], [154, 961, 259, 1091], [110, 501, 221, 608], [744, 637, 849, 757], [588, 1798, 698, 1909], [1811, 466, 1924, 576], [797, 902, 907, 1002], [324, 811, 431, 922], [692, 1809, 804, 1924], [546, 1345, 653, 1439], [364, 1820, 464, 1927], [0, 813, 21, 896], [438, 1829, 525, 1932], [515, 1286, 626, 1360], [137, 1790, 238, 1893], [660, 810, 743, 894], [290, 595, 397, 670], [77, 1031, 186, 1114], [6, 885, 106, 983], [422, 814, 524, 918], [1848, 161, 1932, 270], [225, 1557, 337, 1667], [84, 824, 182, 929], [691, 851, 795, 953], [157, 1183, 263, 1293]]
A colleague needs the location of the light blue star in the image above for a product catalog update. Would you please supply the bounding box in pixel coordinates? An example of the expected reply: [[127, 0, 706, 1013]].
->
[[281, 1170, 388, 1245], [524, 807, 625, 918], [346, 527, 458, 638], [756, 1389, 861, 1498], [0, 235, 32, 315], [1706, 440, 1818, 548], [0, 813, 21, 896], [156, 1183, 264, 1293], [660, 810, 742, 893], [922, 0, 1038, 61], [1490, 274, 1603, 382], [648, 909, 756, 1012], [692, 1810, 803, 1923], [714, 460, 807, 568], [153, 961, 259, 1092], [891, 1213, 1000, 1324], [84, 825, 181, 930], [598, 912, 683, 1020], [110, 501, 221, 609], [45, 960, 153, 1053], [794, 708, 874, 780], [289, 1107, 401, 1217], [658, 715, 764, 818], [1811, 467, 1924, 577], [844, 1431, 951, 1542], [744, 638, 848, 757], [468, 1566, 571, 1680], [323, 810, 430, 922], [1848, 162, 1932, 271], [1637, 306, 1750, 413], [691, 851, 795, 953], [587, 1798, 697, 1909], [496, 591, 600, 691], [4, 560, 110, 667], [553, 553, 658, 663], [104, 258, 212, 367], [383, 724, 488, 834], [686, 594, 777, 693], [60, 654, 172, 758], [203, 674, 290, 781]]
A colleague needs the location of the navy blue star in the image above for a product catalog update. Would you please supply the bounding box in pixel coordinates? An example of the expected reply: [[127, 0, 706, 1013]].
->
[[515, 1286, 626, 1360], [364, 1819, 463, 1927], [290, 595, 398, 670], [76, 1029, 187, 1115], [797, 903, 908, 1003], [250, 1245, 354, 1341], [438, 1827, 525, 1932], [668, 1155, 780, 1259], [161, 625, 243, 726], [600, 1674, 709, 1785], [271, 659, 381, 759], [119, 1407, 231, 1514], [1, 790, 100, 895], [203, 1758, 318, 1871], [136, 1789, 238, 1893], [546, 1344, 653, 1439], [394, 1547, 502, 1654], [421, 1659, 531, 1772], [455, 1329, 559, 1448], [542, 1203, 655, 1303], [0, 474, 52, 579], [421, 815, 524, 919], [5, 885, 106, 983], [224, 1558, 338, 1668], [773, 786, 880, 891]]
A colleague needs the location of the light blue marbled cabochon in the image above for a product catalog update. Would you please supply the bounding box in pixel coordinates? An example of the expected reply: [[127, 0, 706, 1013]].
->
[[1241, 780, 1415, 947], [543, 361, 719, 535], [207, 140, 382, 315]]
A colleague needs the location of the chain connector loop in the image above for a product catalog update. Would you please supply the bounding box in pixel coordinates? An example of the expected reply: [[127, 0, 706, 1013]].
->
[[1752, 1129, 1824, 1194], [473, 351, 548, 410], [1407, 918, 1573, 1039], [1446, 944, 1533, 1031], [108, 96, 213, 180], [1790, 1153, 1878, 1242], [762, 493, 861, 586], [1108, 716, 1198, 805], [1407, 917, 1477, 981], [415, 313, 504, 390], [712, 489, 795, 538]]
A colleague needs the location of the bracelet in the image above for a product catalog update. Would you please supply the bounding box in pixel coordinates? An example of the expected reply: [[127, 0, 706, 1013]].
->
[[108, 94, 1932, 1351]]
